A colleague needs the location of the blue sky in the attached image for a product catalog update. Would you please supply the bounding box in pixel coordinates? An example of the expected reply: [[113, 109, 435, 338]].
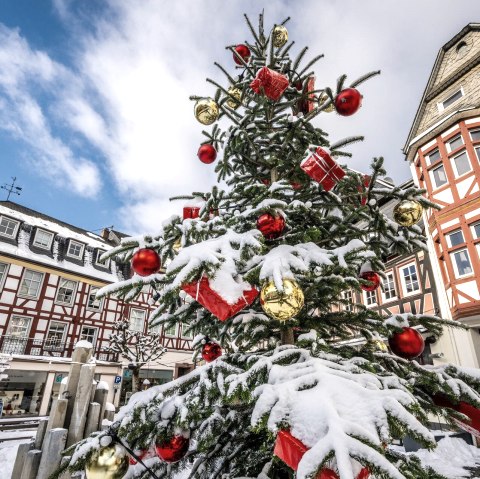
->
[[1, 0, 480, 234]]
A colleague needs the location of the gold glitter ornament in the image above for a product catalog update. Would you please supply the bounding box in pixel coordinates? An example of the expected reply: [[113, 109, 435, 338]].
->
[[369, 339, 389, 352], [393, 200, 423, 227], [226, 87, 242, 109], [272, 25, 288, 48], [260, 279, 304, 321], [194, 98, 219, 125], [318, 93, 335, 112], [173, 238, 182, 253], [85, 445, 129, 479]]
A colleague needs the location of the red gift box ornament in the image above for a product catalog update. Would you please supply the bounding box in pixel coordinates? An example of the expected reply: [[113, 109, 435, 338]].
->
[[182, 276, 258, 321], [183, 206, 200, 220], [274, 430, 371, 478], [250, 66, 289, 101], [432, 395, 480, 437], [300, 147, 346, 191]]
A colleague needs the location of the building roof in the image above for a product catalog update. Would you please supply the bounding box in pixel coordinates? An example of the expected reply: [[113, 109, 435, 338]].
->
[[403, 23, 480, 157]]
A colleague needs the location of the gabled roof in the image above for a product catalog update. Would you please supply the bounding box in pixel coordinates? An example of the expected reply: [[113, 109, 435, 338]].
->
[[403, 23, 480, 157]]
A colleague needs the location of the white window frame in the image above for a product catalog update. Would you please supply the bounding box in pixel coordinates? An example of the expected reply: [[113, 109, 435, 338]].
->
[[363, 289, 377, 306], [45, 321, 67, 350], [19, 269, 44, 299], [445, 134, 464, 153], [342, 290, 354, 312], [470, 222, 480, 239], [446, 229, 465, 248], [469, 129, 480, 143], [425, 148, 441, 166], [430, 164, 448, 189], [95, 249, 110, 268], [437, 87, 464, 112], [450, 248, 474, 278], [0, 262, 9, 291], [86, 286, 103, 312], [181, 323, 193, 338], [450, 150, 472, 178], [55, 278, 78, 306], [129, 308, 146, 332], [164, 323, 178, 337], [32, 228, 54, 250], [400, 263, 420, 296], [0, 216, 20, 239], [382, 271, 397, 302], [66, 240, 85, 260], [80, 326, 98, 347]]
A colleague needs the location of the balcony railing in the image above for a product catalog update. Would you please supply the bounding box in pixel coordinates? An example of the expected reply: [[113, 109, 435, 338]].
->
[[0, 335, 119, 362]]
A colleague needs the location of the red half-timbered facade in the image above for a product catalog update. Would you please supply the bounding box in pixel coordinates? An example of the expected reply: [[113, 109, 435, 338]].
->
[[404, 23, 480, 368], [0, 201, 193, 414]]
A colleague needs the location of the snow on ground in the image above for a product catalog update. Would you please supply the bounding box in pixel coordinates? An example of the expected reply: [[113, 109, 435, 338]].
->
[[0, 439, 30, 479], [412, 436, 480, 478]]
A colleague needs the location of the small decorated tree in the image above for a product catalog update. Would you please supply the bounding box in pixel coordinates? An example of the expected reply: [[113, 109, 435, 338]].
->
[[60, 13, 480, 479], [107, 319, 167, 393]]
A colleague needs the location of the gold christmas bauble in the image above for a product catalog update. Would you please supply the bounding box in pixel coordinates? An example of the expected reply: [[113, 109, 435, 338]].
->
[[226, 87, 242, 109], [260, 279, 304, 321], [272, 25, 288, 48], [173, 238, 182, 253], [393, 199, 423, 227], [369, 339, 388, 352], [194, 98, 219, 125], [318, 93, 335, 112], [85, 445, 129, 479]]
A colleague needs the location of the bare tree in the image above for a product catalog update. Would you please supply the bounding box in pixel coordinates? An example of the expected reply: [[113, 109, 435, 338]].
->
[[107, 319, 167, 393]]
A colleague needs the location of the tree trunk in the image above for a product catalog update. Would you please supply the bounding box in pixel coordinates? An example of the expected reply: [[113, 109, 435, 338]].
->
[[280, 327, 294, 345], [131, 368, 141, 393]]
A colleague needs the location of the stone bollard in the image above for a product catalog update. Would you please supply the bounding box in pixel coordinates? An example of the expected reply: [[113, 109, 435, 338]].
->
[[34, 418, 49, 449], [84, 402, 101, 437], [44, 398, 68, 440], [36, 428, 68, 479], [63, 342, 93, 430], [93, 381, 109, 430], [20, 449, 42, 479], [11, 441, 33, 479], [66, 363, 95, 446], [103, 401, 116, 422]]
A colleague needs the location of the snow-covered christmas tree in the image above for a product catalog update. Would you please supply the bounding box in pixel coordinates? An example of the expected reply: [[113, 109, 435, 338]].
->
[[60, 13, 480, 479]]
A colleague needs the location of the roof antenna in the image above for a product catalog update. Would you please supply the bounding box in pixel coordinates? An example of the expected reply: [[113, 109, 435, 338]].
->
[[1, 177, 22, 201]]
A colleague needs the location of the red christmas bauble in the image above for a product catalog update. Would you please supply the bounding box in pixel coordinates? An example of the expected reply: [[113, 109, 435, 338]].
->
[[156, 435, 189, 463], [233, 44, 251, 65], [202, 341, 222, 362], [317, 469, 339, 479], [388, 327, 425, 360], [357, 467, 371, 479], [197, 144, 217, 164], [291, 181, 302, 190], [334, 88, 363, 116], [257, 213, 286, 240], [131, 249, 161, 277], [359, 271, 380, 291]]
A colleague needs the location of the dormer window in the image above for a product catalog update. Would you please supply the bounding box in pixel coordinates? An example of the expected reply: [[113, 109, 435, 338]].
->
[[67, 240, 85, 259], [425, 148, 441, 165], [33, 229, 54, 250], [438, 88, 463, 111], [0, 216, 20, 239], [95, 249, 110, 268]]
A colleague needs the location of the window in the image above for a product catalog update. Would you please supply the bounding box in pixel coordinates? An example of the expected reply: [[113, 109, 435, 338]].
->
[[447, 229, 465, 247], [19, 269, 44, 298], [456, 41, 468, 57], [0, 262, 8, 290], [45, 322, 67, 350], [55, 278, 77, 305], [446, 134, 463, 152], [80, 326, 98, 347], [451, 151, 471, 177], [470, 129, 480, 142], [440, 89, 463, 110], [431, 164, 448, 188], [95, 250, 110, 268], [343, 290, 354, 312], [181, 324, 193, 338], [87, 286, 103, 311], [0, 216, 20, 239], [2, 316, 31, 354], [129, 308, 146, 332], [67, 240, 84, 259], [475, 146, 480, 163], [425, 148, 441, 165], [383, 272, 397, 300], [451, 249, 473, 277], [401, 264, 420, 294], [149, 322, 161, 334], [471, 222, 480, 239], [33, 229, 54, 250], [365, 290, 377, 306], [164, 323, 178, 336]]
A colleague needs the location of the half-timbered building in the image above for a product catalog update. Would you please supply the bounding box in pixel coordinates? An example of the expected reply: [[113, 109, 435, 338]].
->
[[0, 201, 193, 415], [404, 23, 480, 368]]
